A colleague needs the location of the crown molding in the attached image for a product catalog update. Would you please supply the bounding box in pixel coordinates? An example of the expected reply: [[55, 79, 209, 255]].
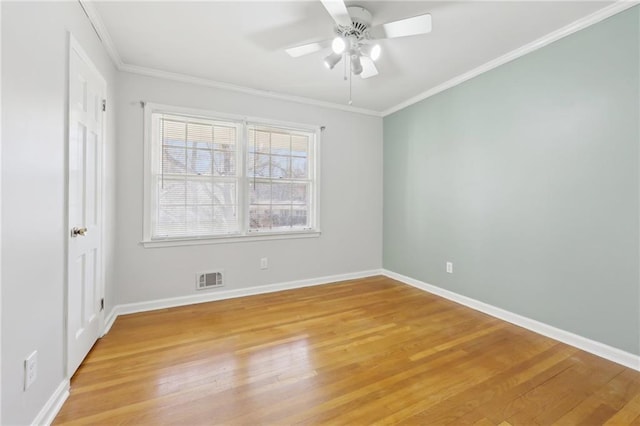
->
[[382, 0, 640, 117], [78, 0, 123, 68], [80, 0, 637, 118], [78, 0, 382, 117], [119, 63, 383, 116]]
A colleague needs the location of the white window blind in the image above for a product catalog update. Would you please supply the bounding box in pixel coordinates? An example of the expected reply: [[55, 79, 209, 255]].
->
[[151, 113, 241, 239], [144, 104, 319, 245]]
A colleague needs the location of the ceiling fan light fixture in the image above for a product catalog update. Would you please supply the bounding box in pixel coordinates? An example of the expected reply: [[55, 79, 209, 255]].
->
[[324, 52, 342, 70], [369, 44, 381, 61], [331, 37, 346, 54], [351, 54, 363, 75], [360, 43, 381, 61]]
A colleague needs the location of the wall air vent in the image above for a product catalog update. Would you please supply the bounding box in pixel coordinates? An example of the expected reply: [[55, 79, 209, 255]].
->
[[196, 271, 224, 290]]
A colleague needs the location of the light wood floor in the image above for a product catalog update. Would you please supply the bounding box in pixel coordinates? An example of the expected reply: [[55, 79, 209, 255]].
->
[[54, 276, 640, 425]]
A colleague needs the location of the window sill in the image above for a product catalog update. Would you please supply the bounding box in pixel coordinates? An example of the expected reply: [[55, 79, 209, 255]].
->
[[141, 230, 321, 248]]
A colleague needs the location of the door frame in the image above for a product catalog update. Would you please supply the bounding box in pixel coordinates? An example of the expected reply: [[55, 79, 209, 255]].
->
[[64, 32, 107, 379]]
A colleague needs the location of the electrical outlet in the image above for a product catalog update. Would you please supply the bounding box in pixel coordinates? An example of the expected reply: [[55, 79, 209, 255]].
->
[[446, 262, 453, 274], [260, 257, 268, 270], [24, 351, 37, 390]]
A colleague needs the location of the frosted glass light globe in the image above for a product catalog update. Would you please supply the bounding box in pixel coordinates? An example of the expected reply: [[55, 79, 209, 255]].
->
[[332, 37, 346, 54]]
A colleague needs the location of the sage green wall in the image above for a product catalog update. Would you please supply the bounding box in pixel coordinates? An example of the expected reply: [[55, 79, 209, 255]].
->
[[383, 7, 640, 355]]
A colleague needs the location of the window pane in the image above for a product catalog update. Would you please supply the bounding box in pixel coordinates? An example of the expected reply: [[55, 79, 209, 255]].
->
[[214, 126, 236, 151], [186, 205, 213, 235], [292, 157, 307, 178], [271, 155, 290, 178], [248, 153, 271, 177], [186, 148, 212, 176], [163, 146, 186, 174], [271, 182, 292, 204], [187, 122, 213, 149], [215, 205, 238, 233], [213, 181, 237, 205], [270, 133, 290, 155], [162, 120, 186, 145], [157, 205, 186, 236], [249, 130, 270, 154], [292, 207, 308, 227], [292, 135, 308, 155], [271, 206, 292, 227], [186, 180, 213, 205], [291, 183, 308, 204], [213, 150, 236, 176], [159, 179, 185, 206], [249, 181, 271, 205], [249, 206, 272, 229]]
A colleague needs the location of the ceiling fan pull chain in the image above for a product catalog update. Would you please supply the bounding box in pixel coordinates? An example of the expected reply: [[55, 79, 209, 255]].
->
[[349, 60, 353, 105], [343, 52, 347, 81]]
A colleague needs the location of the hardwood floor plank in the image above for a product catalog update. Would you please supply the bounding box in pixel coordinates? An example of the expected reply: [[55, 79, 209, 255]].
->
[[54, 276, 640, 425], [471, 418, 495, 426], [503, 360, 623, 425], [603, 393, 640, 425], [396, 346, 578, 425]]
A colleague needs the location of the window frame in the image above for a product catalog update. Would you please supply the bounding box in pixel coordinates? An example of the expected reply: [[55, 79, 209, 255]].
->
[[142, 102, 321, 248]]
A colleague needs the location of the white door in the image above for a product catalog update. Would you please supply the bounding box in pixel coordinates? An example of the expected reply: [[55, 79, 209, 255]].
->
[[67, 36, 106, 377]]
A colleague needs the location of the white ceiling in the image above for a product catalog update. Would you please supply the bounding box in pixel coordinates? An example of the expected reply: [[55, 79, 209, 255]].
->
[[92, 1, 615, 114]]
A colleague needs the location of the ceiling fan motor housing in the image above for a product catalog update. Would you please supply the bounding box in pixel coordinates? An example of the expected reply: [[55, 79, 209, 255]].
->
[[340, 6, 373, 41]]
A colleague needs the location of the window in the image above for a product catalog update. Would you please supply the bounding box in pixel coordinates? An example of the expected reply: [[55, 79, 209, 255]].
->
[[247, 125, 314, 232], [143, 103, 319, 246]]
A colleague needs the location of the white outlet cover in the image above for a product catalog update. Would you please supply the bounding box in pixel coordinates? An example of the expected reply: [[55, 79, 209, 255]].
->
[[24, 350, 37, 390], [446, 262, 453, 274]]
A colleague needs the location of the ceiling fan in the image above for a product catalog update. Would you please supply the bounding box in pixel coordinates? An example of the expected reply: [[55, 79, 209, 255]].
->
[[286, 0, 432, 79]]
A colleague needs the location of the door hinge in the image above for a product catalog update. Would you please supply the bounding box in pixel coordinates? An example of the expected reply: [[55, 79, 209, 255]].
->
[[100, 298, 104, 311], [102, 99, 106, 112]]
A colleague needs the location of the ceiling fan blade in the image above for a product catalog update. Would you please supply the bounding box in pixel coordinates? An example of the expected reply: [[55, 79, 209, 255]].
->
[[369, 13, 432, 39], [285, 40, 330, 58], [360, 57, 378, 79], [320, 0, 352, 28]]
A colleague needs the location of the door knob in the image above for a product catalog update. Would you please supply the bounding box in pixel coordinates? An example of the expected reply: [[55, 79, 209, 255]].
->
[[71, 227, 88, 237]]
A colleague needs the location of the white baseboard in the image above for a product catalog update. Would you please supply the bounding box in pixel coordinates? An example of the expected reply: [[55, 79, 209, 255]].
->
[[103, 306, 118, 335], [103, 269, 383, 332], [383, 269, 640, 371], [31, 379, 69, 426], [101, 267, 639, 371]]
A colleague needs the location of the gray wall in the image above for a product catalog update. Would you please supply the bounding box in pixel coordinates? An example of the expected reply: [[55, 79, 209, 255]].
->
[[114, 72, 383, 305], [383, 7, 640, 355], [1, 2, 117, 424]]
